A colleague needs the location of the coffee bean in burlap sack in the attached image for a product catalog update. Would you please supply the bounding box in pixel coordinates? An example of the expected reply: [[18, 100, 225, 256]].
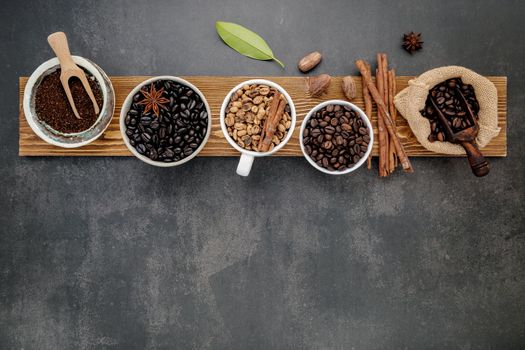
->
[[394, 66, 500, 155]]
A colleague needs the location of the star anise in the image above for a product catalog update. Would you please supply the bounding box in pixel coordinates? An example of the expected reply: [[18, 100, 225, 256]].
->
[[402, 32, 423, 54], [137, 83, 170, 116]]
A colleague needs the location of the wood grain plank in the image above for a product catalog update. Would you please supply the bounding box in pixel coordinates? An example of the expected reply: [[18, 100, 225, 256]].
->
[[19, 76, 507, 157]]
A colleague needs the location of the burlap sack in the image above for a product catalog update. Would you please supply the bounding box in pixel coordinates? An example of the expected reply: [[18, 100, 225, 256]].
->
[[394, 66, 500, 154]]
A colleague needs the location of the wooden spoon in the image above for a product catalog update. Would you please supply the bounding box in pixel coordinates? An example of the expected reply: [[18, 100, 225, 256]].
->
[[47, 32, 100, 119], [430, 87, 489, 177]]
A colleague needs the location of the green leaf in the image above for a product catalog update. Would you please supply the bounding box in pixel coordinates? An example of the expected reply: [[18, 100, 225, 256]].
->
[[215, 21, 284, 68]]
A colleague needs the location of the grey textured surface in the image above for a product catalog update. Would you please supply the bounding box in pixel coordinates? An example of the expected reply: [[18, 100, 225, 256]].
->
[[1, 0, 524, 349]]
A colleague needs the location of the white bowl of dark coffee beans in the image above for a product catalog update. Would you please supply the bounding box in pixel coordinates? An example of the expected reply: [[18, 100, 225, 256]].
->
[[300, 100, 373, 175], [120, 76, 211, 167]]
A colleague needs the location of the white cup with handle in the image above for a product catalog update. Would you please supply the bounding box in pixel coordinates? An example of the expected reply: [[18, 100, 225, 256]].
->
[[220, 79, 296, 176]]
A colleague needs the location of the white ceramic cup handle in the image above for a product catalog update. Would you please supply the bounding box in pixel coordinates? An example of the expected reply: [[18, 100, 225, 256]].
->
[[236, 153, 254, 176]]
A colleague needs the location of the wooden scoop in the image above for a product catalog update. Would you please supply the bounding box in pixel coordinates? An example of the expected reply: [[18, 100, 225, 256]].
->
[[47, 32, 100, 119], [430, 87, 490, 177]]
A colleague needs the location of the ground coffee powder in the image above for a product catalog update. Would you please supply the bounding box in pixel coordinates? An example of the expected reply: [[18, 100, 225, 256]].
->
[[34, 69, 103, 133]]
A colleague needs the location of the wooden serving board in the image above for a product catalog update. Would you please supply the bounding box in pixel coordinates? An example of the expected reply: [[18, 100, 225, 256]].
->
[[19, 76, 507, 157]]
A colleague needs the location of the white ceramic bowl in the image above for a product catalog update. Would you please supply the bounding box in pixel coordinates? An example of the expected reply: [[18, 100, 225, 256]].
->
[[300, 100, 374, 175], [23, 56, 115, 148], [220, 79, 296, 176], [120, 76, 212, 167]]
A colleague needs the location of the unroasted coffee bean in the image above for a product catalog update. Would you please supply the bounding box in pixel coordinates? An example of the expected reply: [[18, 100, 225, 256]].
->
[[421, 77, 480, 142], [124, 80, 208, 162], [303, 104, 370, 171], [225, 83, 291, 151]]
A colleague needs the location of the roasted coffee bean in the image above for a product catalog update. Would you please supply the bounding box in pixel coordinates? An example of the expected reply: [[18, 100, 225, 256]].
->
[[140, 116, 152, 126], [136, 143, 146, 154], [124, 79, 208, 162], [421, 77, 480, 142], [302, 104, 370, 171]]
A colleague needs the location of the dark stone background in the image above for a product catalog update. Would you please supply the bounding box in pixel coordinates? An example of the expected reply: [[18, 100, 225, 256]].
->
[[1, 1, 524, 349]]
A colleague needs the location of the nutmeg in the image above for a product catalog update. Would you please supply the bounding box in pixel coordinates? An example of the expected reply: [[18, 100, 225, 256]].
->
[[341, 76, 357, 101], [306, 74, 331, 97], [298, 51, 322, 73]]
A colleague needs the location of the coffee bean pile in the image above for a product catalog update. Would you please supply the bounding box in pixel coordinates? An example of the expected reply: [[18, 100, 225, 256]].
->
[[303, 104, 370, 171], [124, 80, 208, 163], [225, 84, 291, 151], [421, 78, 479, 142]]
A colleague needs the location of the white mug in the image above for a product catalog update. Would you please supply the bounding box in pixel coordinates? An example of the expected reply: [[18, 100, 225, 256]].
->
[[220, 79, 296, 176]]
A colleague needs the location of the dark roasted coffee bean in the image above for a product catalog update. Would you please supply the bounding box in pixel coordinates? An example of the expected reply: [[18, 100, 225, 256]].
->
[[136, 143, 146, 154], [159, 127, 166, 139], [150, 120, 160, 130], [141, 133, 151, 143], [140, 116, 152, 125], [125, 80, 208, 163], [421, 77, 479, 142]]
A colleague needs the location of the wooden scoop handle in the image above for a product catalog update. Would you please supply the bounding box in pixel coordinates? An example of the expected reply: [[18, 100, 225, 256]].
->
[[461, 141, 490, 177], [47, 32, 77, 71]]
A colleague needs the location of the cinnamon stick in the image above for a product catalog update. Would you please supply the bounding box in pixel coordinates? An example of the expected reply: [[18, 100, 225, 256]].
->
[[258, 95, 286, 152], [355, 59, 414, 173], [361, 62, 373, 170], [376, 54, 388, 177], [381, 53, 390, 175], [258, 91, 281, 151], [381, 53, 392, 175], [388, 69, 398, 172]]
